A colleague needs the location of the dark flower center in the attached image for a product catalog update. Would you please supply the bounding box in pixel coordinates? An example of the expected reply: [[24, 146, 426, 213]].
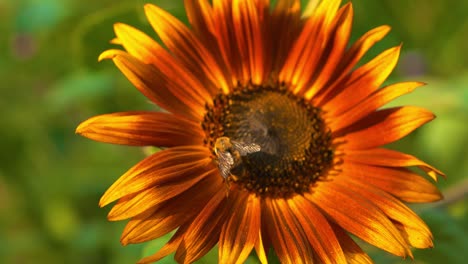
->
[[202, 83, 334, 198]]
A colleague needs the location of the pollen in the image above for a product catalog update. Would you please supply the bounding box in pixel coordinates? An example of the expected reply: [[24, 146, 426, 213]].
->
[[202, 83, 334, 198]]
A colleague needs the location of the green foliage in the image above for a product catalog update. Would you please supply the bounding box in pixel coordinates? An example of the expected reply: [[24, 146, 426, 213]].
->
[[0, 0, 466, 263]]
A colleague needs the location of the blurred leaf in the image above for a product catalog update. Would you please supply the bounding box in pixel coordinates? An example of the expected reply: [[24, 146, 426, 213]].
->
[[415, 208, 468, 263], [16, 0, 69, 33], [42, 200, 79, 243], [418, 114, 468, 176], [386, 73, 468, 111], [45, 70, 115, 112]]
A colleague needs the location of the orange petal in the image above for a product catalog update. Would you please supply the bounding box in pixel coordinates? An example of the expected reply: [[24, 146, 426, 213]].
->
[[303, 3, 353, 98], [279, 0, 341, 93], [301, 0, 318, 17], [76, 111, 204, 147], [288, 195, 347, 264], [336, 179, 434, 249], [137, 223, 189, 264], [339, 25, 391, 73], [345, 148, 445, 181], [112, 23, 162, 64], [254, 227, 268, 264], [120, 174, 221, 245], [175, 189, 230, 263], [270, 0, 302, 74], [99, 146, 212, 207], [121, 204, 190, 246], [263, 198, 315, 263], [314, 25, 391, 102], [306, 182, 412, 257], [330, 223, 373, 264], [219, 192, 260, 264], [254, 0, 272, 78], [108, 169, 216, 221], [184, 0, 233, 93], [144, 4, 231, 94], [394, 221, 433, 249], [112, 23, 215, 105], [212, 0, 243, 82], [330, 82, 425, 131], [184, 0, 216, 39], [99, 50, 203, 120], [109, 37, 121, 45], [309, 0, 342, 30], [321, 45, 401, 115], [342, 162, 443, 203], [232, 0, 265, 84], [339, 106, 435, 149]]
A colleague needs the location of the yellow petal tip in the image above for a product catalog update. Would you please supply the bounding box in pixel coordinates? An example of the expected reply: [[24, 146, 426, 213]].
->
[[109, 37, 122, 45], [99, 193, 113, 208], [98, 50, 117, 62], [113, 22, 130, 36], [143, 3, 157, 12], [75, 120, 89, 135], [114, 22, 124, 28], [381, 24, 392, 33], [120, 237, 129, 246]]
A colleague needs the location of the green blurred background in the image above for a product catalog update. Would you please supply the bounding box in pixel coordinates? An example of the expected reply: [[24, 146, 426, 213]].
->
[[1, 0, 467, 263]]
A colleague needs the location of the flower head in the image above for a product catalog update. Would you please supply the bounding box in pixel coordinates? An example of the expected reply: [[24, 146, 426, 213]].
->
[[77, 0, 444, 263]]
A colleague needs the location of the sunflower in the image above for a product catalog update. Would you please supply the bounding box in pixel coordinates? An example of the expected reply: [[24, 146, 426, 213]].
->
[[76, 0, 445, 263]]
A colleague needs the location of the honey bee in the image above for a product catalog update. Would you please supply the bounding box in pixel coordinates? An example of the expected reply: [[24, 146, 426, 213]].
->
[[214, 137, 261, 180]]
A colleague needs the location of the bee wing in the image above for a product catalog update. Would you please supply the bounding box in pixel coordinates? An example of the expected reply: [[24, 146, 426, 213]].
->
[[217, 151, 234, 179], [232, 141, 261, 156]]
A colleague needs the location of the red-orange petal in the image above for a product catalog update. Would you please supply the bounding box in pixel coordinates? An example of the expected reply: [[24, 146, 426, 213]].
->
[[137, 224, 189, 264], [394, 221, 433, 250], [175, 189, 230, 263], [212, 0, 243, 82], [288, 195, 347, 264], [184, 0, 216, 40], [254, 228, 268, 264], [99, 50, 203, 120], [219, 192, 261, 264], [306, 182, 411, 257], [232, 0, 265, 84], [330, 223, 373, 264], [76, 111, 204, 147], [121, 205, 190, 246], [345, 148, 445, 181], [342, 162, 443, 203], [321, 45, 401, 115], [335, 179, 434, 249], [184, 0, 233, 94], [303, 3, 353, 98], [339, 106, 435, 149], [330, 82, 425, 131], [112, 23, 164, 65], [144, 4, 231, 95], [269, 0, 302, 74], [263, 198, 315, 263], [120, 174, 221, 245], [279, 0, 341, 93], [107, 168, 216, 221], [313, 25, 391, 102], [112, 23, 214, 107], [99, 146, 212, 207]]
